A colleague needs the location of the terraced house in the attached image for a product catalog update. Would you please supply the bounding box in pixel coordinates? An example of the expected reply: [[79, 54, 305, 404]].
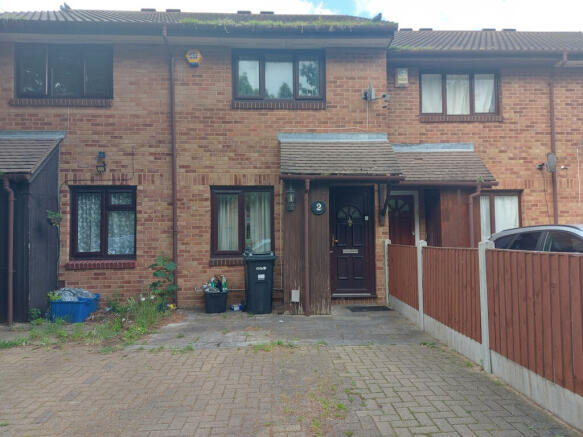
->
[[0, 8, 582, 321]]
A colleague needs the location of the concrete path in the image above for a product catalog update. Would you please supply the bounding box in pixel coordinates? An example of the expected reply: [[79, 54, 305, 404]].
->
[[0, 307, 579, 437]]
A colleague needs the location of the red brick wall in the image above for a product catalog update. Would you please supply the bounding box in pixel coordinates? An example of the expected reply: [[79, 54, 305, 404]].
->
[[386, 65, 583, 229], [0, 42, 391, 308], [172, 46, 390, 307], [0, 42, 174, 305]]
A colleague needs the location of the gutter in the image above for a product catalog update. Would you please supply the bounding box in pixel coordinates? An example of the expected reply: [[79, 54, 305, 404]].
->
[[163, 24, 179, 298], [2, 177, 14, 325]]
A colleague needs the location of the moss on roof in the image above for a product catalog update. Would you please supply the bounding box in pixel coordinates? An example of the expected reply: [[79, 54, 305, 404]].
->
[[179, 17, 397, 30]]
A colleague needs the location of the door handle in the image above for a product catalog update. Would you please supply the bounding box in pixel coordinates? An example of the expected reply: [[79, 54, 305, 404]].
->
[[331, 233, 339, 248]]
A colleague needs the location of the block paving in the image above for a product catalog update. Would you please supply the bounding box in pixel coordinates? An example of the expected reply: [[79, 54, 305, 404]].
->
[[0, 309, 579, 436]]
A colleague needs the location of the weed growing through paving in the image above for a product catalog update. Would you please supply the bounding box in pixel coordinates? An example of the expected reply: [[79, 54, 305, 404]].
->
[[252, 340, 297, 353], [0, 423, 9, 427], [176, 332, 185, 338], [420, 341, 437, 348], [464, 361, 473, 368], [345, 431, 353, 437]]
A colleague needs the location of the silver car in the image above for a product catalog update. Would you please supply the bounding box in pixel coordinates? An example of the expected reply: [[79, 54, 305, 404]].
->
[[489, 225, 583, 253]]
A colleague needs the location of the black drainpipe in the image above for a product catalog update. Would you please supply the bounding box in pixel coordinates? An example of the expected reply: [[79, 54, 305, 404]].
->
[[3, 177, 14, 325]]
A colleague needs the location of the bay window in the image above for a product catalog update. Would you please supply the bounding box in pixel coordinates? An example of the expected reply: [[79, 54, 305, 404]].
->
[[420, 72, 498, 116], [211, 187, 273, 256]]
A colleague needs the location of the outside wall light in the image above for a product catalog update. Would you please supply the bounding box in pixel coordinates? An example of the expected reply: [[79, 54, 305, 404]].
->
[[286, 184, 296, 212], [96, 151, 106, 175]]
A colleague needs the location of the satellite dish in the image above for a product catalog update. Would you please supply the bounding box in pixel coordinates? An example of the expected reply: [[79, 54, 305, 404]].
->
[[545, 152, 557, 172]]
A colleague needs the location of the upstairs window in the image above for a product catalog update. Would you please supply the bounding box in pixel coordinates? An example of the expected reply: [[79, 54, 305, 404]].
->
[[16, 45, 113, 99], [233, 51, 324, 101], [420, 72, 498, 115]]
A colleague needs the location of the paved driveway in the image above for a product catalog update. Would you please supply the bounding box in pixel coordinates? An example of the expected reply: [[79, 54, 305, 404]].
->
[[0, 307, 579, 437]]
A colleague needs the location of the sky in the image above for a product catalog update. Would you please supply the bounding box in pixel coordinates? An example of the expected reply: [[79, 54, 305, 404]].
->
[[0, 0, 582, 31]]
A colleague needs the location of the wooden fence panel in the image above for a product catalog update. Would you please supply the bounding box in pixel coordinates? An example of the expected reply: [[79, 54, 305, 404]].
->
[[487, 249, 583, 397], [423, 247, 481, 342], [388, 244, 418, 309]]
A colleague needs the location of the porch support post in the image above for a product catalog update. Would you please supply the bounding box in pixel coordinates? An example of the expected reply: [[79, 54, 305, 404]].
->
[[416, 240, 427, 330], [384, 239, 391, 307], [303, 178, 311, 316], [478, 240, 494, 373]]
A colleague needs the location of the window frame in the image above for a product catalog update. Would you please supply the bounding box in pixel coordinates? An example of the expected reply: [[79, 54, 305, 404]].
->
[[480, 190, 522, 237], [15, 44, 113, 100], [419, 71, 500, 118], [70, 186, 137, 260], [210, 186, 275, 258], [232, 50, 325, 103]]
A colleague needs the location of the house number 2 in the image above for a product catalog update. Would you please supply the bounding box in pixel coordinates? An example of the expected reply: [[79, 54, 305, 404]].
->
[[311, 200, 326, 215]]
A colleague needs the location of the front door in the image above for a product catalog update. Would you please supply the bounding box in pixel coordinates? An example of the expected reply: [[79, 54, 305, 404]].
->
[[330, 187, 374, 296], [388, 195, 415, 245]]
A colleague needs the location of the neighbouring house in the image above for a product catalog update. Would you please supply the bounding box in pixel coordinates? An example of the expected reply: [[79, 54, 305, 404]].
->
[[0, 9, 581, 320]]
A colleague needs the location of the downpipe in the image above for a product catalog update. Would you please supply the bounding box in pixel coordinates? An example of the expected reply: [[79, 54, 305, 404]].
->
[[3, 177, 14, 325]]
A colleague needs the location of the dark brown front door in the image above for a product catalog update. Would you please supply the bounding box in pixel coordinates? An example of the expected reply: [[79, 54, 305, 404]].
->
[[330, 187, 374, 296], [388, 195, 415, 245]]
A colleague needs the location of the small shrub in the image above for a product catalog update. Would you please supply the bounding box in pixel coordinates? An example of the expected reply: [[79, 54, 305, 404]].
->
[[148, 255, 178, 302]]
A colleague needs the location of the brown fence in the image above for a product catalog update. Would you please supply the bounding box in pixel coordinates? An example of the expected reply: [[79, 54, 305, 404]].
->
[[388, 244, 418, 309], [423, 247, 481, 342], [487, 249, 583, 397]]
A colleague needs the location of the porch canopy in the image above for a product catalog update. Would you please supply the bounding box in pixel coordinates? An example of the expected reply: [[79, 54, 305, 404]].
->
[[0, 131, 65, 179], [279, 132, 403, 181], [392, 142, 496, 187]]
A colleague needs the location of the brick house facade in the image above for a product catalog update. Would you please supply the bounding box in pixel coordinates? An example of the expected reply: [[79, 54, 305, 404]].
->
[[0, 11, 582, 319]]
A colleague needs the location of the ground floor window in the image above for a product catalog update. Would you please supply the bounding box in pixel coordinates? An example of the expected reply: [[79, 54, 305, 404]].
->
[[211, 187, 273, 256], [480, 191, 521, 241], [71, 186, 136, 259]]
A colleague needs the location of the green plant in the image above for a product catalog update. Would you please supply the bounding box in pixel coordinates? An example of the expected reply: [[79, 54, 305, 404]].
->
[[46, 210, 62, 227], [29, 308, 41, 321], [106, 290, 125, 314], [0, 338, 27, 349], [48, 291, 60, 302], [148, 255, 178, 302]]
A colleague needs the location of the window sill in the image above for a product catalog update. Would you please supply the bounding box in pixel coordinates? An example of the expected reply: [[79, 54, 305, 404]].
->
[[209, 257, 245, 267], [231, 100, 326, 110], [65, 260, 136, 270], [9, 97, 113, 108], [419, 114, 503, 123]]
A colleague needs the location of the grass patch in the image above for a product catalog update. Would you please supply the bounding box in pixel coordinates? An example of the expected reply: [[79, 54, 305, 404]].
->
[[420, 341, 437, 348], [0, 423, 9, 427], [176, 332, 185, 338], [3, 295, 169, 351], [0, 338, 27, 349], [345, 431, 353, 437], [464, 361, 473, 368]]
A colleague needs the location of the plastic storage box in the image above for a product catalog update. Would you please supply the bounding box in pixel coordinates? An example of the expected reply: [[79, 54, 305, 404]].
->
[[204, 291, 228, 313], [50, 300, 92, 323]]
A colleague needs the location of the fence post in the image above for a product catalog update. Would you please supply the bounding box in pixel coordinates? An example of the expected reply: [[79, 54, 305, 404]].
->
[[478, 240, 494, 373], [384, 239, 391, 307], [416, 240, 427, 330]]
